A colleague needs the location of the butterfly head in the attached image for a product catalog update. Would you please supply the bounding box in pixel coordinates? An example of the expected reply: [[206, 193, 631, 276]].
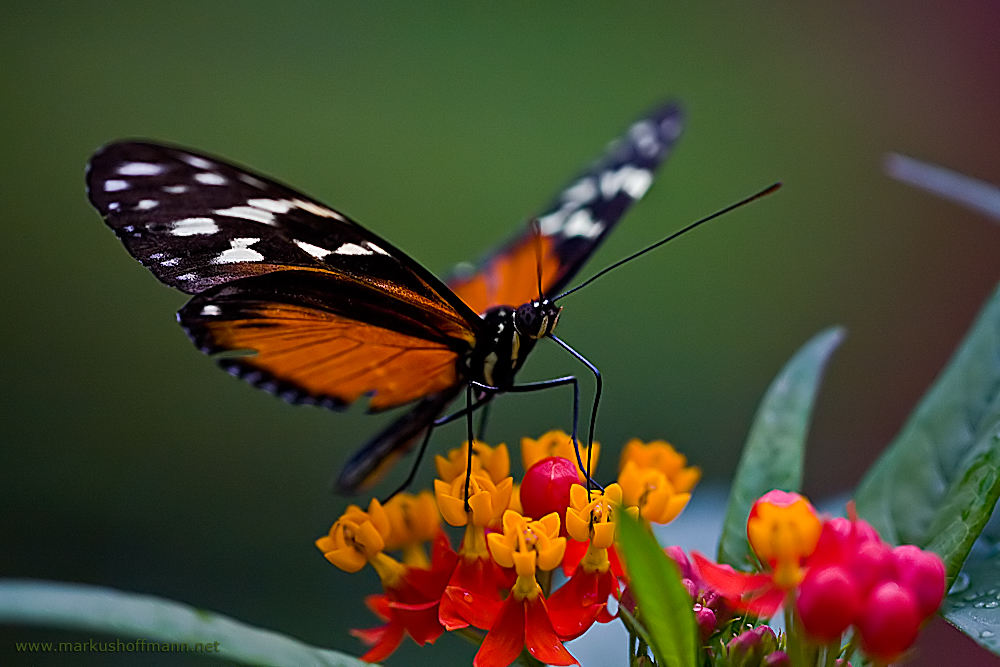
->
[[513, 299, 562, 340]]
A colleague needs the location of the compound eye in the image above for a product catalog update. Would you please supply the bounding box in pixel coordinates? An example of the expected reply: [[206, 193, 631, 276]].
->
[[514, 303, 540, 337]]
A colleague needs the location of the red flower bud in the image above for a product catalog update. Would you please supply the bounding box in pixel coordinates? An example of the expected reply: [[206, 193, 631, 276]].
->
[[848, 539, 893, 597], [858, 582, 921, 663], [520, 456, 579, 523], [796, 565, 860, 642], [892, 545, 946, 619]]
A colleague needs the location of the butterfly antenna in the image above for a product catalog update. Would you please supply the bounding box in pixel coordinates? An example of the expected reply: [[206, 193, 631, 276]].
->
[[552, 182, 782, 302], [531, 218, 544, 300]]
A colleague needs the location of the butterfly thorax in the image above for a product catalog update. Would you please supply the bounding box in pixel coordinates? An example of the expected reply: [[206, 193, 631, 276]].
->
[[468, 300, 561, 389]]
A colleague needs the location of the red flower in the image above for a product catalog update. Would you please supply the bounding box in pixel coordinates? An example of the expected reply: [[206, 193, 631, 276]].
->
[[547, 564, 618, 640], [693, 552, 787, 617], [351, 531, 457, 662]]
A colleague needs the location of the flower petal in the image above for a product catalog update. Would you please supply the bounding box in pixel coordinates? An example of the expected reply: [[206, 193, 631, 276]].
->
[[474, 594, 527, 667]]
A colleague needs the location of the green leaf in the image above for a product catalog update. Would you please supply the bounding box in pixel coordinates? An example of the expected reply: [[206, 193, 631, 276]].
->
[[924, 430, 1000, 583], [617, 511, 697, 667], [941, 538, 1000, 658], [717, 327, 845, 569], [856, 282, 1000, 548], [0, 579, 369, 667]]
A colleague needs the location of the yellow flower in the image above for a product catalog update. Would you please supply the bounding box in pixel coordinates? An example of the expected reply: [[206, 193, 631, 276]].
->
[[617, 460, 691, 525], [434, 471, 513, 528], [316, 498, 396, 577], [488, 510, 566, 598], [619, 438, 701, 493], [382, 491, 440, 568], [521, 430, 599, 483], [565, 483, 621, 549], [435, 440, 510, 484]]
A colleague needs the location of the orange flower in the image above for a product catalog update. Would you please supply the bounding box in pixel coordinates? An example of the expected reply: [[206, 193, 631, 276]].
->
[[693, 490, 821, 618], [521, 430, 599, 483], [435, 440, 510, 484], [619, 438, 701, 493]]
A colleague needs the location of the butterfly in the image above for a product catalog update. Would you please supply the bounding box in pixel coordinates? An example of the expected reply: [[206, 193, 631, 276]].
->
[[85, 103, 684, 493]]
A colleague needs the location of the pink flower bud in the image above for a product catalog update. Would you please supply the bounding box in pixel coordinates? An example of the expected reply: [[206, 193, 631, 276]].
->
[[796, 565, 860, 642], [858, 581, 921, 663], [520, 456, 579, 523], [892, 545, 946, 619], [693, 603, 717, 641], [764, 651, 790, 667], [728, 626, 778, 667]]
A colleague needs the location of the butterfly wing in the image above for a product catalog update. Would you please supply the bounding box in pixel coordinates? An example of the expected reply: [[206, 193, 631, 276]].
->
[[448, 103, 684, 312], [87, 141, 482, 411], [337, 103, 685, 492]]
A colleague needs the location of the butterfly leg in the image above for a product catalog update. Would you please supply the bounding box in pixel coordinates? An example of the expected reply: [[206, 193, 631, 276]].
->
[[380, 394, 496, 504], [546, 334, 603, 493], [504, 376, 602, 492]]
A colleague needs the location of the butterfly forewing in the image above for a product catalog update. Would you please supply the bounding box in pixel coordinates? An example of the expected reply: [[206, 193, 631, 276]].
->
[[448, 103, 683, 313], [87, 141, 481, 411], [86, 141, 480, 326]]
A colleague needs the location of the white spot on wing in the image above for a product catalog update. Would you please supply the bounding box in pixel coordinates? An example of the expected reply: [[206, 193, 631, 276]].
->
[[215, 206, 276, 225], [104, 179, 129, 192], [195, 172, 227, 186], [118, 162, 165, 176], [168, 217, 219, 236], [201, 305, 221, 316], [295, 240, 333, 260], [629, 120, 661, 158], [538, 204, 575, 236], [562, 209, 604, 239], [248, 198, 294, 214], [600, 166, 652, 200], [108, 202, 121, 211], [160, 257, 180, 266], [135, 199, 158, 210], [562, 177, 597, 204], [334, 242, 373, 255], [175, 273, 196, 281], [150, 252, 165, 260], [162, 185, 188, 194], [180, 154, 213, 169], [213, 237, 264, 264], [293, 199, 344, 220], [366, 242, 390, 256]]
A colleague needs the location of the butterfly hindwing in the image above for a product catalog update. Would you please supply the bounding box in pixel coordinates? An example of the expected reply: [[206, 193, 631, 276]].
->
[[448, 103, 684, 313], [87, 141, 481, 412]]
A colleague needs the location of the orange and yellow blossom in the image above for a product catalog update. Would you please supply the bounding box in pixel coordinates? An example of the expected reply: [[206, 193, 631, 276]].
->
[[476, 510, 576, 667]]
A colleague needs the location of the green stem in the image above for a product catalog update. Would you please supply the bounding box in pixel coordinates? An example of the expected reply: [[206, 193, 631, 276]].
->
[[620, 605, 656, 661], [823, 640, 840, 667]]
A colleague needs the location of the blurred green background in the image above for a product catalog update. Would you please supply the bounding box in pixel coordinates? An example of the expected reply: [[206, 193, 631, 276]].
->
[[3, 2, 1000, 665]]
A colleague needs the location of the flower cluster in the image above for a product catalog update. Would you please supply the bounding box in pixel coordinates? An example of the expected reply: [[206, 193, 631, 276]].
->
[[316, 431, 700, 666], [692, 491, 946, 665]]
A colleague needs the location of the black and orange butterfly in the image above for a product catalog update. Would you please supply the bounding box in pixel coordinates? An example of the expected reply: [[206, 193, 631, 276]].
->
[[86, 103, 684, 493]]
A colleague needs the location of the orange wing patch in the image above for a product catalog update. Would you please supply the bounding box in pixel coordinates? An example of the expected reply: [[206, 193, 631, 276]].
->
[[450, 234, 561, 314], [202, 303, 459, 410]]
